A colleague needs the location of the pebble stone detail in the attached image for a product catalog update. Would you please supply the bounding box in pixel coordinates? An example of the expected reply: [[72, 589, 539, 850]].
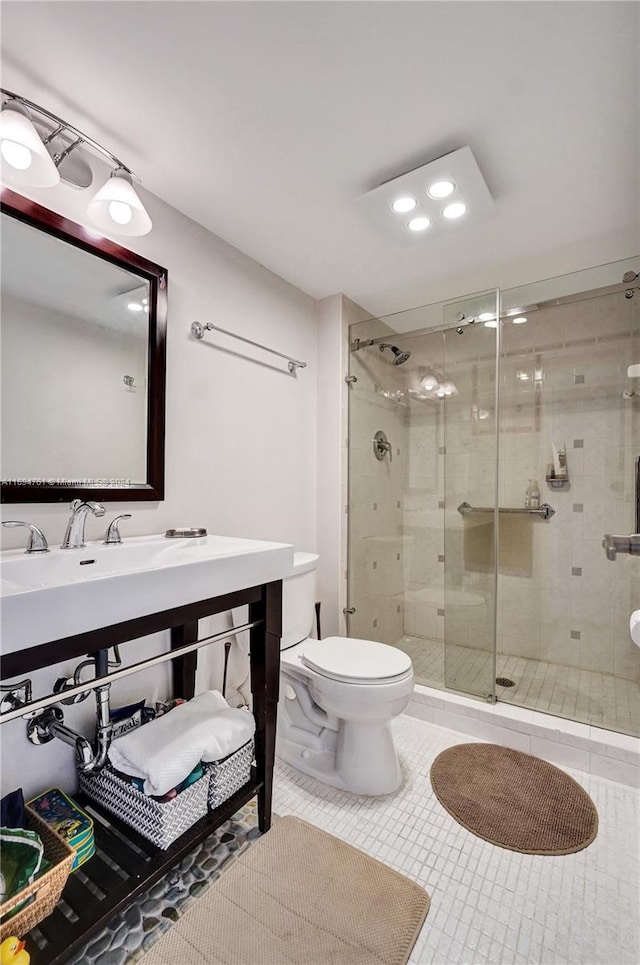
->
[[67, 802, 260, 965]]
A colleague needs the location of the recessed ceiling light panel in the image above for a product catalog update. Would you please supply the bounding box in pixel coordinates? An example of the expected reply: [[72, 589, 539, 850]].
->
[[443, 202, 468, 220], [408, 216, 431, 232], [391, 196, 417, 213], [357, 146, 495, 247], [427, 180, 455, 199], [512, 316, 528, 324]]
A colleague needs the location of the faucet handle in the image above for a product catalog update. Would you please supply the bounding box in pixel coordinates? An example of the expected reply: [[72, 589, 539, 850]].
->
[[104, 514, 132, 545], [2, 521, 49, 554]]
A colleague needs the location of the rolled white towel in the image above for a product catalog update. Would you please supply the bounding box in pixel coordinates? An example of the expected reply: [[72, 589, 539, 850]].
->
[[108, 690, 255, 796]]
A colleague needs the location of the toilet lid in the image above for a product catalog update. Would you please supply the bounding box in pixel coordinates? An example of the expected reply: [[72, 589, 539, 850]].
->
[[300, 637, 412, 684]]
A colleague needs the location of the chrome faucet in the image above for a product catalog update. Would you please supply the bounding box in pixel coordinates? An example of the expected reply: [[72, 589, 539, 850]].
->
[[2, 520, 49, 553], [61, 499, 106, 549]]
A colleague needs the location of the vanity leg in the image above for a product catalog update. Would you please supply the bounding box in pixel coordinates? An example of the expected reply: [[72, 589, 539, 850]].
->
[[171, 621, 199, 699], [250, 581, 282, 833]]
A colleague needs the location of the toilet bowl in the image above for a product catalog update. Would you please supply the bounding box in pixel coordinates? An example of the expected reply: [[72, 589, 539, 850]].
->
[[277, 552, 414, 795]]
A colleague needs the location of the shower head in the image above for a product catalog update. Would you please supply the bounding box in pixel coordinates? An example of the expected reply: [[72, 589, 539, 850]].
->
[[379, 343, 411, 365]]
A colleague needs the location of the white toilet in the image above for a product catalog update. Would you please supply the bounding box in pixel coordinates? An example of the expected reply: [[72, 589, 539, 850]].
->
[[277, 552, 414, 795]]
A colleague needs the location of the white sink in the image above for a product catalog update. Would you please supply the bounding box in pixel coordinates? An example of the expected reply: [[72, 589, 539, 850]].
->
[[1, 534, 293, 653]]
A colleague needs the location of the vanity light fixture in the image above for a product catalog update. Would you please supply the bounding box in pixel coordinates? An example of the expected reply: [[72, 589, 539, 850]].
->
[[0, 88, 152, 236], [0, 102, 60, 186], [421, 374, 439, 391]]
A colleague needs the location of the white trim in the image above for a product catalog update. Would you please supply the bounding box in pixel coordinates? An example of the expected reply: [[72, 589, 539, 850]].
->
[[407, 683, 640, 787]]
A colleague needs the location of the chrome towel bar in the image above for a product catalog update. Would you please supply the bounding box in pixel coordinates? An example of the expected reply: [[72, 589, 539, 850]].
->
[[0, 620, 259, 726], [191, 321, 306, 373], [457, 501, 556, 520]]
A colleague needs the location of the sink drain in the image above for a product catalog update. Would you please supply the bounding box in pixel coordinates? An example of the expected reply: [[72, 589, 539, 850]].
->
[[495, 676, 515, 688]]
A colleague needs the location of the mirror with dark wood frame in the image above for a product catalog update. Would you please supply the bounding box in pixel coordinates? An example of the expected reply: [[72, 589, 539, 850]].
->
[[1, 187, 167, 503]]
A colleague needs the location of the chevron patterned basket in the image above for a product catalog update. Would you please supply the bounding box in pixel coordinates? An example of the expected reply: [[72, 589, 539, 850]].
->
[[79, 766, 209, 850], [204, 740, 254, 810]]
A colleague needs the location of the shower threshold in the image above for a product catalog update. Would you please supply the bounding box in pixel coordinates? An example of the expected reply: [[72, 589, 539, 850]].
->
[[396, 634, 639, 738]]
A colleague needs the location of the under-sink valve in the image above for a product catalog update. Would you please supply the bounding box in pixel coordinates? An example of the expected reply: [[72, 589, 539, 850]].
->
[[0, 678, 34, 716], [27, 706, 64, 743]]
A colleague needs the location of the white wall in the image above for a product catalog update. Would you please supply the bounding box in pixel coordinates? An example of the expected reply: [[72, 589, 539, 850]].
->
[[0, 167, 320, 796], [1, 294, 147, 481]]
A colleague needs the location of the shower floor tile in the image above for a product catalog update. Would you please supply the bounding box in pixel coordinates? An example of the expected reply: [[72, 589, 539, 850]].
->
[[396, 634, 640, 737], [273, 714, 640, 965]]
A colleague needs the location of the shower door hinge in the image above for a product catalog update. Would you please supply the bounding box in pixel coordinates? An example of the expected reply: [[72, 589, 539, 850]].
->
[[345, 375, 358, 384], [343, 607, 356, 615]]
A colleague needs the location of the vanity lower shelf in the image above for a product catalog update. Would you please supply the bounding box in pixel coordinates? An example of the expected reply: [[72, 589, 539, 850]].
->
[[26, 776, 262, 965]]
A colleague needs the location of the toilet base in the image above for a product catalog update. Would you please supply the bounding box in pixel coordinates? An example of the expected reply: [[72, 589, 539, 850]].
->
[[278, 720, 403, 796]]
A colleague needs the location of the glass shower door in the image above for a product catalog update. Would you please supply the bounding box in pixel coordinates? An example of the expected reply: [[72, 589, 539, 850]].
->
[[442, 297, 500, 700], [495, 270, 640, 735]]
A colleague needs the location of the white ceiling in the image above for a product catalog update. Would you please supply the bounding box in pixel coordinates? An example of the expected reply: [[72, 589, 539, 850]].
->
[[2, 1, 638, 316]]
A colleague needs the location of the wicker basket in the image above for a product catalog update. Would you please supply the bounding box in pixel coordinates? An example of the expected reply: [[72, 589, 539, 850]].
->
[[204, 740, 254, 810], [0, 808, 74, 941], [79, 766, 209, 850]]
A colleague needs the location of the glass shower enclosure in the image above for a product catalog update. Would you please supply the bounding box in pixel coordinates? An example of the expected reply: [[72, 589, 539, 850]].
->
[[346, 260, 639, 736]]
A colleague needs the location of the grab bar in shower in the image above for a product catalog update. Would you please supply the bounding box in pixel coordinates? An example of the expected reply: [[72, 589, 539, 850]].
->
[[191, 321, 307, 373], [457, 501, 556, 520]]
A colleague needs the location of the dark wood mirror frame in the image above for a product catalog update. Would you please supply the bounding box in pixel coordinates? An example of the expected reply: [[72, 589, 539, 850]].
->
[[1, 187, 167, 503]]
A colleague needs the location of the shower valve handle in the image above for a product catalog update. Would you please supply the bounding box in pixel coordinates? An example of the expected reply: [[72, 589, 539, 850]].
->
[[373, 430, 392, 461]]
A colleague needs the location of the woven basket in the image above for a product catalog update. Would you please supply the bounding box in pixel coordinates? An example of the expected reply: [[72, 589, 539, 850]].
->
[[0, 808, 74, 940], [79, 766, 209, 850], [204, 740, 254, 810]]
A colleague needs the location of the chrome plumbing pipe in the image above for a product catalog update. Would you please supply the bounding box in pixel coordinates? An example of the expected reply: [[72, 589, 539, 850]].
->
[[0, 620, 260, 726]]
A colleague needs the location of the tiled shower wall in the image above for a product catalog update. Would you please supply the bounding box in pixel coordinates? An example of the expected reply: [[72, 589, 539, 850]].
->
[[349, 287, 639, 698], [395, 290, 640, 688], [347, 321, 407, 644], [495, 291, 639, 682]]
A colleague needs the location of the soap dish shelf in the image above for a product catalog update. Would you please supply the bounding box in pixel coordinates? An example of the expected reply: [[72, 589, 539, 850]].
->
[[545, 475, 569, 489]]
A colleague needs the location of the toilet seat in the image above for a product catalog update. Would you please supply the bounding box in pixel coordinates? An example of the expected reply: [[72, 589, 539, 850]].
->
[[300, 637, 412, 685]]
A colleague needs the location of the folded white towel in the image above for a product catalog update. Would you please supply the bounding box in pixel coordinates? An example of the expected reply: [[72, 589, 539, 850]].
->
[[108, 690, 255, 796]]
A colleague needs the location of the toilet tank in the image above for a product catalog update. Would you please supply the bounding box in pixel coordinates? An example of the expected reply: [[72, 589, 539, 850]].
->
[[281, 552, 319, 650]]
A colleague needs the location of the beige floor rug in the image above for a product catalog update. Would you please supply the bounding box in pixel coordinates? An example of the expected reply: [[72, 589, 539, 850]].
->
[[431, 742, 598, 855], [139, 815, 430, 965]]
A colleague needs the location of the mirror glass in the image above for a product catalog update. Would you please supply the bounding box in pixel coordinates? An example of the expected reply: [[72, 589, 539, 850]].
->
[[0, 191, 167, 502]]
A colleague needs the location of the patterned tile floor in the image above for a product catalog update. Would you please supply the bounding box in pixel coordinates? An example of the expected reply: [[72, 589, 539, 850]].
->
[[396, 634, 640, 737], [65, 802, 260, 965], [273, 714, 640, 965]]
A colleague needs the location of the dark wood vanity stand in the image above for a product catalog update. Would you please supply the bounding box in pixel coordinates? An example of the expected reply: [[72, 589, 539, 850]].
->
[[0, 580, 282, 965]]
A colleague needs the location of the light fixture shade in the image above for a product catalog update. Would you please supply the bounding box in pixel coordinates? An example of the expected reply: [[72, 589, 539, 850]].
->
[[0, 104, 60, 187], [87, 169, 152, 236]]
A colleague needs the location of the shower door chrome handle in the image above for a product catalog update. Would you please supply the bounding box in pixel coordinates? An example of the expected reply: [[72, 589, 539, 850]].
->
[[602, 533, 640, 561], [373, 430, 392, 461]]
